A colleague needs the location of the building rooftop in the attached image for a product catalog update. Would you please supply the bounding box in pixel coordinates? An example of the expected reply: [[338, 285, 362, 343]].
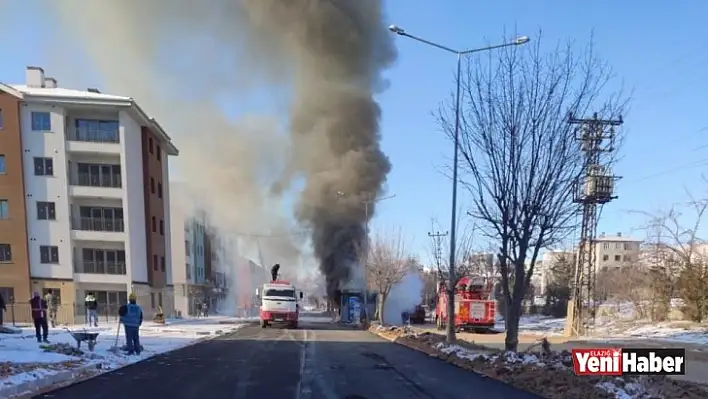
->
[[596, 233, 641, 242], [0, 73, 178, 156], [8, 84, 130, 101]]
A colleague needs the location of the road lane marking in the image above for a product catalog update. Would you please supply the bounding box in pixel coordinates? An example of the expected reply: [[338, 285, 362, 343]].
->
[[296, 328, 311, 399]]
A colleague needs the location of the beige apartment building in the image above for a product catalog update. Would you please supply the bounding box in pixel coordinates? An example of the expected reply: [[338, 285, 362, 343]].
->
[[595, 232, 641, 270], [0, 67, 178, 324]]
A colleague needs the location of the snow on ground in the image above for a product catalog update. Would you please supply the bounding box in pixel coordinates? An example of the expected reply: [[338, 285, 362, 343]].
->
[[492, 301, 708, 344], [0, 315, 252, 397]]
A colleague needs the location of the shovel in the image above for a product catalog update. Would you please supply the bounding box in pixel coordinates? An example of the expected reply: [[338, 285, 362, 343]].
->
[[107, 321, 122, 354]]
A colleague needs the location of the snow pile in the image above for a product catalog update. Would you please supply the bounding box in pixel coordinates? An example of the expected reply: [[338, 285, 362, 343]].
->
[[0, 316, 249, 398]]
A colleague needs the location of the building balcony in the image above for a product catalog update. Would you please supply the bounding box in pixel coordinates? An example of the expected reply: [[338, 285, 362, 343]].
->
[[74, 260, 127, 275], [68, 173, 123, 199], [66, 128, 121, 154], [71, 217, 125, 242]]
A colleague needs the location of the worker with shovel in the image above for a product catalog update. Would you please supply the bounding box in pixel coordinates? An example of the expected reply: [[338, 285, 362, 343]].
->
[[119, 293, 143, 355]]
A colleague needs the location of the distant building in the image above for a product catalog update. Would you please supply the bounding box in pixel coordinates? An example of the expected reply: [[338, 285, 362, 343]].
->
[[595, 232, 641, 270]]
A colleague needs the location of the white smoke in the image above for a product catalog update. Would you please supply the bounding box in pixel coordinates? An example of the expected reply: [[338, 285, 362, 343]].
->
[[383, 272, 424, 325]]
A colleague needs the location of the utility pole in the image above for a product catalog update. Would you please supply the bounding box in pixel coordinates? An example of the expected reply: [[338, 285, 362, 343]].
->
[[566, 112, 623, 338], [428, 231, 448, 308], [428, 231, 449, 273]]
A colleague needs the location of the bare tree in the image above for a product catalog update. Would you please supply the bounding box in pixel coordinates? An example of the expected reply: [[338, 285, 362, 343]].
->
[[366, 228, 411, 325], [436, 33, 626, 351], [638, 196, 708, 322], [428, 216, 478, 340]]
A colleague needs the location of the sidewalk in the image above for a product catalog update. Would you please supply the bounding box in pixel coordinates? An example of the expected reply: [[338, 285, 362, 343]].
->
[[0, 316, 251, 398]]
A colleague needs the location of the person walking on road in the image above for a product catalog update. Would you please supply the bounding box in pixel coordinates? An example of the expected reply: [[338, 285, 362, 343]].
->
[[119, 292, 143, 355], [30, 292, 49, 343], [85, 292, 98, 327]]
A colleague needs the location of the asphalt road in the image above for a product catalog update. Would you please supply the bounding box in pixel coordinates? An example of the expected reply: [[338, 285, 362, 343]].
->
[[36, 315, 541, 399]]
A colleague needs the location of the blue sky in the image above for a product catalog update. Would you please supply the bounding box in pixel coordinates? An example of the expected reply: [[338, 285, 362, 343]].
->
[[1, 1, 707, 264]]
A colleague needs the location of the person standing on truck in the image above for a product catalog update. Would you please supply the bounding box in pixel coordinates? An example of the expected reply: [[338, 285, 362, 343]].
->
[[271, 263, 280, 282], [119, 293, 143, 355]]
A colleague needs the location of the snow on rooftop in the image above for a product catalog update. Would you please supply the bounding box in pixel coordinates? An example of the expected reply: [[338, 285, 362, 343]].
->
[[9, 84, 130, 101]]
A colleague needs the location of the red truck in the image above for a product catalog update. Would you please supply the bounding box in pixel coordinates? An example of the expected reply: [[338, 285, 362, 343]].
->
[[435, 275, 496, 332]]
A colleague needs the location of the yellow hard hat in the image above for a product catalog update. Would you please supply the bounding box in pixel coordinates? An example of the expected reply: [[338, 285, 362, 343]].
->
[[128, 292, 137, 301]]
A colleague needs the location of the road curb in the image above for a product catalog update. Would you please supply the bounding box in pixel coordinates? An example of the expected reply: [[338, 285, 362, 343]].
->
[[3, 325, 246, 398], [4, 363, 100, 399]]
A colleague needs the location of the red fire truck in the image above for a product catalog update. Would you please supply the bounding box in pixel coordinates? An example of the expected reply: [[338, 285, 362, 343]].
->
[[435, 274, 496, 332]]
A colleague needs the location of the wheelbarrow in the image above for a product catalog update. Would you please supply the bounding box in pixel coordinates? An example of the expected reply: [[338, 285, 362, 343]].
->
[[66, 328, 100, 351]]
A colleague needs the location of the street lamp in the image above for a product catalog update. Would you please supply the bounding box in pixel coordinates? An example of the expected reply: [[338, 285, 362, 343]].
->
[[389, 24, 529, 336], [336, 191, 396, 323]]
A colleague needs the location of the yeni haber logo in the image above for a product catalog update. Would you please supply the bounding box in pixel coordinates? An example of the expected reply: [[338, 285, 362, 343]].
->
[[572, 348, 686, 376]]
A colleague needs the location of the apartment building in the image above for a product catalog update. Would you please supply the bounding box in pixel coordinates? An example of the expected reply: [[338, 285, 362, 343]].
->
[[0, 66, 178, 322], [596, 232, 641, 270], [170, 191, 212, 316]]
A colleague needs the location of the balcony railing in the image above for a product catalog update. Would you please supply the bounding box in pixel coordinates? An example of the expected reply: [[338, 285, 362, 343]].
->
[[71, 172, 122, 188], [74, 260, 127, 275], [72, 217, 125, 232], [67, 128, 120, 143]]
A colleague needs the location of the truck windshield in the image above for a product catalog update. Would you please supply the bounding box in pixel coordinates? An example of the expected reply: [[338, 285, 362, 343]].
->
[[264, 288, 295, 298]]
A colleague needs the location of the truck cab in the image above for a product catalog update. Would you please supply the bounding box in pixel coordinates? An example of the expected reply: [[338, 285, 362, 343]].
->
[[435, 275, 496, 332], [257, 280, 304, 329]]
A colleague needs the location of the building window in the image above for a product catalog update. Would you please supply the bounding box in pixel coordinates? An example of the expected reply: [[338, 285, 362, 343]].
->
[[31, 111, 51, 131], [40, 245, 59, 264], [77, 206, 124, 232], [0, 243, 11, 262], [149, 137, 154, 153], [615, 243, 622, 249], [73, 119, 119, 143], [157, 145, 161, 161], [150, 177, 155, 193], [150, 293, 155, 308], [78, 248, 127, 275], [623, 255, 631, 262], [602, 254, 609, 261], [157, 182, 162, 198], [602, 243, 609, 249], [0, 287, 15, 303], [34, 157, 54, 176], [0, 200, 8, 219], [614, 254, 621, 262], [37, 201, 56, 220], [160, 256, 165, 272], [0, 155, 5, 173], [185, 240, 190, 256], [77, 163, 121, 188], [158, 292, 163, 307], [153, 254, 158, 270], [151, 216, 156, 232], [623, 243, 633, 251], [159, 220, 164, 235], [186, 263, 191, 279]]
